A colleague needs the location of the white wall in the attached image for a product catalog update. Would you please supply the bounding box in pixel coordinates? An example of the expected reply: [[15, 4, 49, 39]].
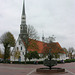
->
[[10, 37, 26, 61], [56, 53, 67, 60]]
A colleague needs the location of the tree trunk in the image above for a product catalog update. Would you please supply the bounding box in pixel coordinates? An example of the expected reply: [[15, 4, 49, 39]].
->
[[4, 45, 8, 60], [25, 47, 27, 64], [49, 66, 52, 70]]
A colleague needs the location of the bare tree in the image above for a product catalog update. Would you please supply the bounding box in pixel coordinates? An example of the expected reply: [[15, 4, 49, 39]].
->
[[24, 25, 39, 64], [44, 35, 56, 43], [43, 35, 56, 56], [63, 47, 68, 56], [68, 47, 75, 59], [42, 35, 64, 58], [27, 25, 39, 40], [68, 47, 74, 53], [0, 48, 3, 58]]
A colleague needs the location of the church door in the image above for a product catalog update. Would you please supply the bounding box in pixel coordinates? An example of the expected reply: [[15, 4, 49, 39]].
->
[[18, 56, 21, 62]]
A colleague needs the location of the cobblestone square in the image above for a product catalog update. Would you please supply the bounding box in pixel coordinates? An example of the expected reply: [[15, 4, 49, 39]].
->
[[0, 63, 75, 75]]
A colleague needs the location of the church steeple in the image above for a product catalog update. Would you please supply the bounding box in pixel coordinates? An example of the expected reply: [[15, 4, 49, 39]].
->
[[20, 0, 27, 39], [21, 0, 26, 24], [22, 0, 25, 15]]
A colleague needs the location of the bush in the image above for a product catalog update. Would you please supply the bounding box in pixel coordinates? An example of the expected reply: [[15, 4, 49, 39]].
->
[[26, 61, 34, 64], [0, 58, 3, 63], [64, 59, 75, 63], [57, 60, 63, 63], [1, 59, 75, 64], [12, 61, 25, 64], [38, 61, 43, 64], [12, 61, 34, 64], [57, 59, 75, 63], [11, 61, 43, 64], [0, 59, 10, 63]]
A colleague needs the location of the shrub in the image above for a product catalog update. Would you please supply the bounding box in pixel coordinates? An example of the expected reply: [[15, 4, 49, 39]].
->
[[11, 61, 43, 64], [64, 59, 75, 63]]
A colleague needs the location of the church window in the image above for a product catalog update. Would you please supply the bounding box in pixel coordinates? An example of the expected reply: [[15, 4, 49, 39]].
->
[[19, 41, 21, 45], [22, 52, 24, 55], [21, 46, 22, 50]]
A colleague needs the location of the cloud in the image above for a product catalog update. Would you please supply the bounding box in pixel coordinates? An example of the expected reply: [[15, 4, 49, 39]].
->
[[0, 0, 75, 49]]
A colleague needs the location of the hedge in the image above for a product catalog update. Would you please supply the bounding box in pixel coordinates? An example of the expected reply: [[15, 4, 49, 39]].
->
[[1, 59, 75, 64], [12, 61, 43, 64], [64, 59, 75, 63]]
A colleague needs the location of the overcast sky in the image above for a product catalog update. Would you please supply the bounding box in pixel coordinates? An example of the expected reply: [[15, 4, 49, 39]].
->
[[0, 0, 75, 49]]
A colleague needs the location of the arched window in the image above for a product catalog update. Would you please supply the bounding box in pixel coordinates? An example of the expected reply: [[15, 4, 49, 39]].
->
[[21, 46, 22, 50], [22, 52, 24, 55]]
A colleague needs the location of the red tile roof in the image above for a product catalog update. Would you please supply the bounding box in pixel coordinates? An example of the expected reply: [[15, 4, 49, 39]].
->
[[43, 42, 65, 54], [23, 39, 65, 54]]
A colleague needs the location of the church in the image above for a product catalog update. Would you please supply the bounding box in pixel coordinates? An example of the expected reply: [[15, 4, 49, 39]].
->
[[10, 0, 67, 62]]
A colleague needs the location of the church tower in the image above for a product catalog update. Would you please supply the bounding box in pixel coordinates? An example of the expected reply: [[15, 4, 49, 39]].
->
[[19, 0, 27, 39]]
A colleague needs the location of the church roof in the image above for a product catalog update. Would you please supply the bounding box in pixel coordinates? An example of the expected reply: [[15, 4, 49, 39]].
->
[[22, 39, 65, 54]]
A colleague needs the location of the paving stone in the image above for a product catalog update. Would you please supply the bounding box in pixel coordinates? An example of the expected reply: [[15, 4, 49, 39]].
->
[[0, 63, 75, 75]]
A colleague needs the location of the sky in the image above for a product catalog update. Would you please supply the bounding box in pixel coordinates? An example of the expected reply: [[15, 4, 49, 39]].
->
[[0, 0, 75, 49]]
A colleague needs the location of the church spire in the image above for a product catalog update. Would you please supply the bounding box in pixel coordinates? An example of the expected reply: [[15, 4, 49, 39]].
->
[[20, 0, 27, 38], [21, 0, 26, 24], [22, 0, 25, 15]]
